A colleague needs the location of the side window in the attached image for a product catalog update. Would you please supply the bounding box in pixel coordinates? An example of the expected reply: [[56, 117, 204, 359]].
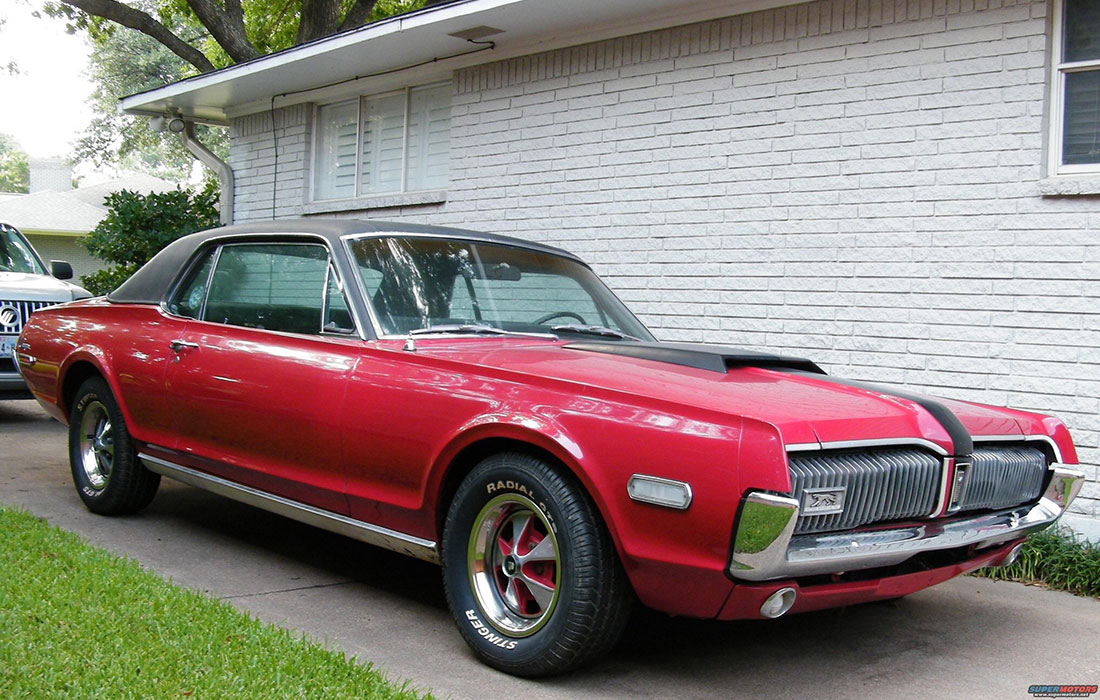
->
[[323, 267, 356, 334], [203, 243, 329, 334], [168, 250, 215, 319]]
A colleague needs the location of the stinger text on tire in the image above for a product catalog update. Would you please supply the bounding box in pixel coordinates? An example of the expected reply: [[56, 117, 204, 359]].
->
[[441, 452, 632, 677]]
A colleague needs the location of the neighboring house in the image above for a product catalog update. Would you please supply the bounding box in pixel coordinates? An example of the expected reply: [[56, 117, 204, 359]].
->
[[120, 0, 1100, 538], [0, 160, 180, 282]]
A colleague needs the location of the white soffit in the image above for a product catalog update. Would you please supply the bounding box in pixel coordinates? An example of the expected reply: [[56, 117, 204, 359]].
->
[[120, 0, 795, 124]]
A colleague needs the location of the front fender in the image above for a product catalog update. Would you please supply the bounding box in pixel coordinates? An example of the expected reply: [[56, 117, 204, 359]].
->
[[427, 400, 750, 619], [425, 412, 596, 527]]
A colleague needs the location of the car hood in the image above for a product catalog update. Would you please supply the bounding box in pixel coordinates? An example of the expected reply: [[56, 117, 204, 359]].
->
[[0, 272, 90, 301], [406, 338, 1036, 455]]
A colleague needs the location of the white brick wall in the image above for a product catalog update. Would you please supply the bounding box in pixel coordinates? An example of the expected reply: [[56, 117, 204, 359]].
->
[[230, 0, 1100, 523]]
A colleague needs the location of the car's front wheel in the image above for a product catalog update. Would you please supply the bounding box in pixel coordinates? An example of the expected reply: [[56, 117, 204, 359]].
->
[[442, 452, 631, 676], [69, 377, 160, 515]]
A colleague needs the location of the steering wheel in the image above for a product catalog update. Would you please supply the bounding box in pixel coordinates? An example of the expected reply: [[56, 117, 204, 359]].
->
[[533, 311, 587, 325]]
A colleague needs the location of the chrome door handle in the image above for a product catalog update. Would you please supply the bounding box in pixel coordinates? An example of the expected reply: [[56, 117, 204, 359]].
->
[[169, 339, 200, 352]]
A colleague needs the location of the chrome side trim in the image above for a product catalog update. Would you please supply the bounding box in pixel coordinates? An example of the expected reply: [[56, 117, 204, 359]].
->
[[785, 437, 950, 457], [971, 433, 1064, 463], [782, 442, 820, 453], [139, 453, 440, 564], [729, 464, 1086, 582]]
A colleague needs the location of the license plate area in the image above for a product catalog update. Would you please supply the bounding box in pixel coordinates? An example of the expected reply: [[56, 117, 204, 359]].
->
[[0, 335, 16, 360]]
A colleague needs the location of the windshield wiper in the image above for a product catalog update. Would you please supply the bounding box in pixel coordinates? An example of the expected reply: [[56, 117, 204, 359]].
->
[[409, 324, 556, 339], [410, 323, 510, 336], [550, 324, 641, 341]]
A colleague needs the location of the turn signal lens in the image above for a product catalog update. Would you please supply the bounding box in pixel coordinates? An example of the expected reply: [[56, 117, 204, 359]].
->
[[627, 475, 693, 510]]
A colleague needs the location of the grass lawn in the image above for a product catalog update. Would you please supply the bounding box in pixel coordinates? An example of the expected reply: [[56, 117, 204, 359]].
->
[[0, 507, 432, 699]]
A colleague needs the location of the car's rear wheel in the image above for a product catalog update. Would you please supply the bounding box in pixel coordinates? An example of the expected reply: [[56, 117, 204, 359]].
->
[[441, 452, 631, 677], [69, 377, 159, 515]]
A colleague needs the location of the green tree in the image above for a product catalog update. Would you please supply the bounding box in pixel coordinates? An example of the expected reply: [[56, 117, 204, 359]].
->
[[46, 0, 425, 176], [80, 183, 219, 295], [74, 25, 221, 180], [45, 0, 428, 73], [0, 134, 30, 194]]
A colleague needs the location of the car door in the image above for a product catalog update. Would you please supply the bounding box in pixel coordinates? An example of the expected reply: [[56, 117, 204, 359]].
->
[[162, 240, 362, 514]]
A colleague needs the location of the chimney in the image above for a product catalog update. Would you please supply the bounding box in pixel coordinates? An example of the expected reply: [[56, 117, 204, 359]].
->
[[29, 158, 74, 193]]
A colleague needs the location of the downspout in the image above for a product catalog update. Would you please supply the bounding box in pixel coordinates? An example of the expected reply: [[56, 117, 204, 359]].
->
[[180, 122, 234, 226]]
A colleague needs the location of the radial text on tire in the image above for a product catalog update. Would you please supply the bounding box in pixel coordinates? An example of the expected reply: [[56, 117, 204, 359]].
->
[[441, 452, 632, 676]]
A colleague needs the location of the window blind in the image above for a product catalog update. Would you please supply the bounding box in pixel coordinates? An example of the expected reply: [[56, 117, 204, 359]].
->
[[1063, 71, 1100, 165], [405, 84, 452, 192], [313, 84, 451, 201], [313, 100, 358, 200], [361, 93, 405, 195]]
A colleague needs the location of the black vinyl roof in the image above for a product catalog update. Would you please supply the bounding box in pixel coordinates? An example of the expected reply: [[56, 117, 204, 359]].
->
[[109, 219, 583, 305]]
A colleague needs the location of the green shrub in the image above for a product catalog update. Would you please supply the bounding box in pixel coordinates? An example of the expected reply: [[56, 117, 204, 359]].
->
[[974, 526, 1100, 598], [81, 183, 219, 295]]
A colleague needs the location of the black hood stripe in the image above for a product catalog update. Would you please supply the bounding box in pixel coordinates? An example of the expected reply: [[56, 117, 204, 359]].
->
[[562, 341, 825, 375], [561, 341, 971, 457], [790, 373, 973, 457]]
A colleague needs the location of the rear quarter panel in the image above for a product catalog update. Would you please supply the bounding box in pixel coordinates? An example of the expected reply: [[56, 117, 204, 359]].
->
[[20, 299, 183, 448]]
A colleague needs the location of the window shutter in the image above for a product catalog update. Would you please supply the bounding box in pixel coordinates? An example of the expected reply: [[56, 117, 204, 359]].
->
[[405, 84, 451, 192], [360, 93, 405, 195], [313, 100, 358, 200]]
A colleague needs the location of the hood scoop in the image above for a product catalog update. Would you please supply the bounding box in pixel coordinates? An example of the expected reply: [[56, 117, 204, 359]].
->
[[563, 341, 825, 375]]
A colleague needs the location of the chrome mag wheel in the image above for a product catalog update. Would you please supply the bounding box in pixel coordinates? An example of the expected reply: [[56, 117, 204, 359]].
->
[[78, 400, 114, 491], [468, 493, 561, 637]]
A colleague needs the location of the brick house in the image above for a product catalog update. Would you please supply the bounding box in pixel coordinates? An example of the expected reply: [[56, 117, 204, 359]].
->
[[121, 0, 1100, 537]]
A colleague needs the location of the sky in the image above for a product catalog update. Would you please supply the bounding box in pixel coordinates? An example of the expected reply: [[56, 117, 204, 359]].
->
[[0, 1, 96, 161]]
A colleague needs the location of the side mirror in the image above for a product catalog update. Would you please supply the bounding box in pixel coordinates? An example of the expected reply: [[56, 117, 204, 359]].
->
[[50, 260, 74, 280]]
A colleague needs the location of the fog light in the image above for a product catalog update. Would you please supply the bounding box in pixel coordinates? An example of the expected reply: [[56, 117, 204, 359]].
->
[[1001, 542, 1026, 568], [760, 587, 797, 619]]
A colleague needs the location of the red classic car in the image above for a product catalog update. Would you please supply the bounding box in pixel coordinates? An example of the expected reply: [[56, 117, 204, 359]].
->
[[17, 220, 1086, 676]]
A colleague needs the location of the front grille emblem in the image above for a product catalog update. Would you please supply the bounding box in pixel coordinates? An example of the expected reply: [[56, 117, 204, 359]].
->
[[802, 487, 846, 515], [0, 305, 18, 330]]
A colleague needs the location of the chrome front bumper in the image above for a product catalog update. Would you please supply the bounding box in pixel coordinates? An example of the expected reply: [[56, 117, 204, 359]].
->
[[729, 464, 1086, 582]]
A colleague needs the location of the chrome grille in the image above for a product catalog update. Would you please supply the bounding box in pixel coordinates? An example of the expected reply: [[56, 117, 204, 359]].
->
[[0, 300, 55, 336], [788, 448, 942, 535], [955, 445, 1047, 512]]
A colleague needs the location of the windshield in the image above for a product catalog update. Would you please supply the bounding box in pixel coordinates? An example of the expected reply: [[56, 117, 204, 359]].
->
[[0, 224, 46, 275], [346, 236, 654, 340]]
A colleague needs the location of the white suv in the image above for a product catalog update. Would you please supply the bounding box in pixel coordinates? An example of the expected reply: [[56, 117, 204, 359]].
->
[[1, 222, 91, 399]]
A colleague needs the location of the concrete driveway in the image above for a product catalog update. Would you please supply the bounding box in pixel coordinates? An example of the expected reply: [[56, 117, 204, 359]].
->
[[2, 398, 1098, 700]]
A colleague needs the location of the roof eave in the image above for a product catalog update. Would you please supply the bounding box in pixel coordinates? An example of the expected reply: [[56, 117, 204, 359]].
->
[[120, 0, 795, 124]]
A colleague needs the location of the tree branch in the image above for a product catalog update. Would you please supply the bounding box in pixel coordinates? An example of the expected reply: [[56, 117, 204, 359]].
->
[[61, 0, 215, 73], [338, 0, 378, 32], [185, 0, 260, 63], [297, 0, 340, 44]]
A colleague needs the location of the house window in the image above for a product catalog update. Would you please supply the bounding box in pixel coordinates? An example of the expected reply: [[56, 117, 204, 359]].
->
[[312, 83, 450, 201], [1051, 0, 1100, 175]]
